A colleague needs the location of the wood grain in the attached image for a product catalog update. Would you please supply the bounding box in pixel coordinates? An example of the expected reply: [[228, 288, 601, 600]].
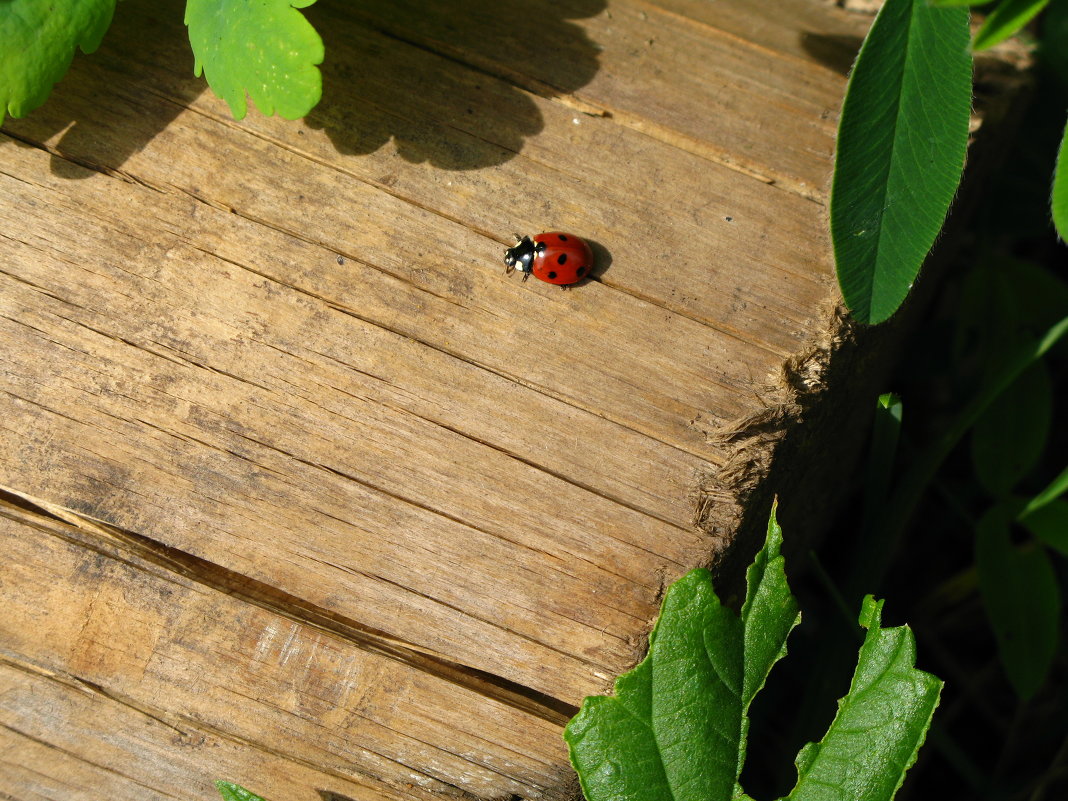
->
[[0, 0, 992, 799]]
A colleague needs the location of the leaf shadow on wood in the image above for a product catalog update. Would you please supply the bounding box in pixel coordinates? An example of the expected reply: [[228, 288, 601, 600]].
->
[[305, 0, 607, 170], [799, 33, 864, 77], [0, 0, 204, 180], [317, 791, 357, 801]]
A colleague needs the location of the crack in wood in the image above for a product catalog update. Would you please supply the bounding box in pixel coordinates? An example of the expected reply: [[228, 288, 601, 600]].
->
[[0, 488, 578, 727]]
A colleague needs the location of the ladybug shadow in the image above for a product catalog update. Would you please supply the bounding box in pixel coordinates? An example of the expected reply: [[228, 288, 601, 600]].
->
[[580, 239, 612, 285], [305, 0, 607, 170]]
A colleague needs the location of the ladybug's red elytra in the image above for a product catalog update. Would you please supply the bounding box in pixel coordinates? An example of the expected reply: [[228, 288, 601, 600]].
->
[[504, 232, 593, 286]]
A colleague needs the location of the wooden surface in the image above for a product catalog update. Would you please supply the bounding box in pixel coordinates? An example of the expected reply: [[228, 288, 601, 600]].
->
[[1, 1, 882, 799]]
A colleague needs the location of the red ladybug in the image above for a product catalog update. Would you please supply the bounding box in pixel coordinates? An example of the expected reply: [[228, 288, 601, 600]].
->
[[504, 232, 593, 286]]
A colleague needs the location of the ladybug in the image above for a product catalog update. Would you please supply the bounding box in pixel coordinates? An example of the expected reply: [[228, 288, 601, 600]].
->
[[504, 232, 593, 286]]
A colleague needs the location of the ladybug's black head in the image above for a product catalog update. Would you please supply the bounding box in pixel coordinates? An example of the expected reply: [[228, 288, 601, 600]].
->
[[504, 234, 537, 276]]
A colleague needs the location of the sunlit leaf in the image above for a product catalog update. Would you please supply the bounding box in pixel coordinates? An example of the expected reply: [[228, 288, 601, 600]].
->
[[216, 782, 267, 801], [0, 0, 117, 125], [564, 507, 797, 801], [185, 0, 324, 120], [787, 597, 942, 801], [1052, 113, 1068, 242], [565, 505, 940, 801]]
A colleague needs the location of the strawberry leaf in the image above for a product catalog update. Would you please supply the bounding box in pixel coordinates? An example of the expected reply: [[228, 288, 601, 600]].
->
[[185, 0, 324, 120], [0, 0, 117, 125]]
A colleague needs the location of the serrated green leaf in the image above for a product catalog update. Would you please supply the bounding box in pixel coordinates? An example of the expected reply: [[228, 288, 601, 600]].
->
[[973, 0, 1050, 50], [564, 505, 799, 801], [977, 507, 1060, 699], [216, 781, 267, 801], [1053, 113, 1068, 242], [0, 0, 117, 125], [786, 596, 943, 801], [741, 504, 801, 708], [971, 360, 1052, 496], [1020, 499, 1068, 556], [185, 0, 324, 120], [831, 0, 972, 324]]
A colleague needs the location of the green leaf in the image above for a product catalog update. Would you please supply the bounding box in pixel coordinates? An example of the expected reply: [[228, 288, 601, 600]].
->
[[1020, 499, 1068, 556], [977, 507, 1060, 699], [786, 596, 943, 801], [971, 360, 1052, 496], [185, 0, 324, 120], [973, 0, 1050, 50], [216, 782, 267, 801], [831, 0, 972, 324], [1053, 113, 1068, 242], [564, 506, 799, 801], [0, 0, 117, 125], [565, 505, 940, 801]]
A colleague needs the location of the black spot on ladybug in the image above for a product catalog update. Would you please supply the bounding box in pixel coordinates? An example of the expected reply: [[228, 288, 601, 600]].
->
[[558, 234, 569, 241], [576, 265, 586, 277], [557, 253, 568, 265], [547, 271, 558, 279]]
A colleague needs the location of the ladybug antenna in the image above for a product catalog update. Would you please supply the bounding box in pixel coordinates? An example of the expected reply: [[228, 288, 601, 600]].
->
[[513, 233, 522, 243]]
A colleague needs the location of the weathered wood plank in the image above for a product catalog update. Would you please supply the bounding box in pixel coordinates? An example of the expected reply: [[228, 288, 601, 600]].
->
[[0, 146, 712, 702], [0, 0, 991, 799], [0, 498, 571, 800]]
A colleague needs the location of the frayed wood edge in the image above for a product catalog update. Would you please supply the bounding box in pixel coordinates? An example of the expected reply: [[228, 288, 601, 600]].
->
[[690, 303, 856, 555]]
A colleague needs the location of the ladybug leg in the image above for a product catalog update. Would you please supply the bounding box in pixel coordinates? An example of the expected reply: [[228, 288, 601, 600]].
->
[[521, 272, 530, 282]]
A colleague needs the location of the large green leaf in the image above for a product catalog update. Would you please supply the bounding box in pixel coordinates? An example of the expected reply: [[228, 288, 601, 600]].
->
[[0, 0, 117, 125], [565, 505, 940, 801], [786, 597, 943, 801], [831, 0, 972, 324], [564, 507, 799, 801], [977, 507, 1060, 699], [1053, 113, 1068, 242], [973, 0, 1051, 51], [185, 0, 324, 120]]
